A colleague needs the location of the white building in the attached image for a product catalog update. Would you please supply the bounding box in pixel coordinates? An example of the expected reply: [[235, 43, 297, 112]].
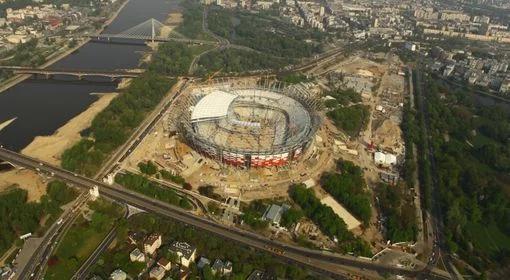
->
[[129, 248, 145, 262], [144, 233, 162, 255], [109, 269, 127, 280], [157, 258, 172, 271], [405, 42, 417, 52], [149, 266, 166, 280], [374, 151, 397, 167], [169, 241, 197, 267]]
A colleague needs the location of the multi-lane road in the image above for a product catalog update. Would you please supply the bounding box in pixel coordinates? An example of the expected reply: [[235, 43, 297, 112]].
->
[[15, 192, 90, 280], [0, 147, 452, 280]]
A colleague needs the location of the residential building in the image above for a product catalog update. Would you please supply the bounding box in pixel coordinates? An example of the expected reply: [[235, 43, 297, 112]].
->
[[211, 259, 233, 275], [144, 233, 162, 255], [211, 259, 224, 275], [196, 256, 211, 270], [129, 248, 145, 262], [109, 269, 127, 280], [157, 257, 172, 271], [149, 266, 166, 280], [169, 241, 197, 267]]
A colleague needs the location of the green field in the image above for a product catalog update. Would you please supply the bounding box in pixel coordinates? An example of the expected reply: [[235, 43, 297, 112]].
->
[[465, 222, 510, 255], [44, 200, 123, 280]]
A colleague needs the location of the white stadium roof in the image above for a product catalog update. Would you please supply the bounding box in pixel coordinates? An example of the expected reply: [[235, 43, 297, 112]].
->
[[191, 91, 237, 122]]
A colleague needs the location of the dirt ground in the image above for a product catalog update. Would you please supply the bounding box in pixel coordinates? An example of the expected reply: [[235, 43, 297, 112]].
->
[[166, 12, 183, 26], [159, 12, 182, 38], [21, 92, 118, 166], [0, 169, 47, 202], [373, 118, 403, 153]]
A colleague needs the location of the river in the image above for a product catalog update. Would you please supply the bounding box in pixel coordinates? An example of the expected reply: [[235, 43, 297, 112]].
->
[[0, 0, 179, 151]]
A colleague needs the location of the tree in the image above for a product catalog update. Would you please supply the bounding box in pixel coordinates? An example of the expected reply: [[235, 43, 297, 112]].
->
[[289, 184, 371, 256], [320, 160, 372, 225], [138, 161, 158, 175], [280, 208, 303, 228]]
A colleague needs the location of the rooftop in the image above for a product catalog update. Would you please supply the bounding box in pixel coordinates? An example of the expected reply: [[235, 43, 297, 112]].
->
[[191, 90, 237, 122], [262, 204, 290, 225], [169, 241, 196, 259], [144, 233, 161, 245]]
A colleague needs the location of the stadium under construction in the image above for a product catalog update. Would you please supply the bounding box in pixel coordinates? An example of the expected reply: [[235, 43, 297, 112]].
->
[[176, 79, 322, 168]]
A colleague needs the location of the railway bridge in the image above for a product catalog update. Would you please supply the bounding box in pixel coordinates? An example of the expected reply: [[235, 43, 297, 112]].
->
[[0, 66, 144, 79]]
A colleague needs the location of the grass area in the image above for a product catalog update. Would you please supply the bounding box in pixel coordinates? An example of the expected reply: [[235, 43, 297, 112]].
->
[[175, 0, 213, 41], [277, 73, 311, 84], [465, 222, 510, 255], [115, 172, 192, 210], [44, 199, 124, 280]]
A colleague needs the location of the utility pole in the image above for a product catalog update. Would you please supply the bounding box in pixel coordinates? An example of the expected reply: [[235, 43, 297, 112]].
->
[[151, 18, 155, 43]]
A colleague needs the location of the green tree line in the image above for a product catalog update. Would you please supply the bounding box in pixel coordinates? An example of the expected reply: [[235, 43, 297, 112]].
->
[[289, 184, 371, 256], [0, 181, 77, 256], [61, 72, 174, 176], [320, 160, 372, 225], [197, 48, 293, 75], [376, 183, 417, 242]]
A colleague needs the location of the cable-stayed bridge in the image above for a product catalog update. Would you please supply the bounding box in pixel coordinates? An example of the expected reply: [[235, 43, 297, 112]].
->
[[88, 18, 217, 45]]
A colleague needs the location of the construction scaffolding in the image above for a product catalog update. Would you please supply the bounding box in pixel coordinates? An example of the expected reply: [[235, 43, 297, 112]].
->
[[175, 79, 322, 168]]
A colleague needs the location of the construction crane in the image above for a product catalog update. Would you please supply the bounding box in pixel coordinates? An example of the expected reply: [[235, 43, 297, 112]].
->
[[206, 68, 222, 84]]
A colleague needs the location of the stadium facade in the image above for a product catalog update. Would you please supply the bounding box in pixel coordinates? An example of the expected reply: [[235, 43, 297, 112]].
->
[[177, 80, 321, 168]]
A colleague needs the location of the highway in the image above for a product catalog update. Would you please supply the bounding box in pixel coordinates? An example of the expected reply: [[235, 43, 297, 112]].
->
[[10, 81, 191, 280], [0, 147, 452, 280], [15, 193, 90, 280]]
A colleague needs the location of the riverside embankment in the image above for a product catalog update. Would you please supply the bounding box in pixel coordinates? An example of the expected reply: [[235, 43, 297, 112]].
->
[[0, 0, 180, 151], [0, 0, 130, 94]]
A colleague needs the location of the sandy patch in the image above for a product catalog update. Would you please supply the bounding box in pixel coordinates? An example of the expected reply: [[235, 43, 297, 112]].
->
[[160, 12, 182, 38], [320, 195, 361, 231], [0, 117, 17, 132], [166, 12, 183, 26], [160, 25, 174, 38], [21, 92, 118, 165], [373, 118, 403, 154], [0, 169, 47, 202]]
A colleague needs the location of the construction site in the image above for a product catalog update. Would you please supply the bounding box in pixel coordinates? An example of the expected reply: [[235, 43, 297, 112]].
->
[[120, 51, 411, 254], [121, 78, 336, 200]]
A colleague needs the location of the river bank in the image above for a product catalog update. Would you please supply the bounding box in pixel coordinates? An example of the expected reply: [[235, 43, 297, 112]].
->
[[21, 92, 118, 165], [19, 2, 182, 165]]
